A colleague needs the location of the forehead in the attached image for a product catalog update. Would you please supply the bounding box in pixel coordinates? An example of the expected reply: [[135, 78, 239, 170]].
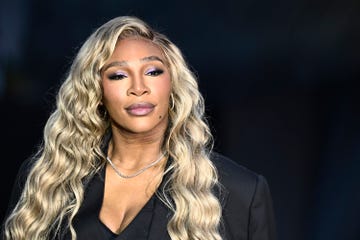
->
[[109, 37, 164, 61]]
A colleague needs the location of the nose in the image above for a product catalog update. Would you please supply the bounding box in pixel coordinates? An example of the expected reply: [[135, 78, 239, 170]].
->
[[127, 75, 150, 96]]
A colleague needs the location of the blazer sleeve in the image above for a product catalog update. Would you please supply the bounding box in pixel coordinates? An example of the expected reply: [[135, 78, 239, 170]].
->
[[4, 158, 33, 218], [248, 174, 277, 240], [212, 152, 277, 240]]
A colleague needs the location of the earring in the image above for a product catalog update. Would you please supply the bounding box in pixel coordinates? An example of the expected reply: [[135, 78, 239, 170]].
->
[[103, 109, 108, 119], [169, 93, 175, 111], [98, 105, 108, 120]]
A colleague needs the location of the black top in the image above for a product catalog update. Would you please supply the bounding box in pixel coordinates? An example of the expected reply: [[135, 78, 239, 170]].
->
[[93, 194, 156, 240], [68, 163, 173, 240], [4, 152, 277, 240]]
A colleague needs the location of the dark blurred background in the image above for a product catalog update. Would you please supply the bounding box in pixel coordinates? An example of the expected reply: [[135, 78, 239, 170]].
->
[[1, 0, 359, 239]]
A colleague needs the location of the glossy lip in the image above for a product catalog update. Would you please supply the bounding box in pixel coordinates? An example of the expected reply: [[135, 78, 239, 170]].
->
[[125, 102, 155, 116]]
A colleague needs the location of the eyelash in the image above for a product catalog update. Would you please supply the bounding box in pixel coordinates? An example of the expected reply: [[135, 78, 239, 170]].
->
[[146, 69, 164, 76], [108, 73, 127, 80], [107, 68, 164, 80]]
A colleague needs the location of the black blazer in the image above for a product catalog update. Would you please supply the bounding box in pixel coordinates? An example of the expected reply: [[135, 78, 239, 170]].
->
[[4, 152, 277, 240], [211, 153, 277, 239]]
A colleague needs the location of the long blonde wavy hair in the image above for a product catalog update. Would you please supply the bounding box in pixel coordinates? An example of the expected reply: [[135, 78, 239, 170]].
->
[[3, 16, 222, 240]]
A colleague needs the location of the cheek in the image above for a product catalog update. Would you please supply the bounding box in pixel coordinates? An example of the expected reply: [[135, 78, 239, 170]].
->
[[157, 76, 171, 97], [102, 84, 125, 107], [154, 78, 171, 117], [102, 86, 113, 105]]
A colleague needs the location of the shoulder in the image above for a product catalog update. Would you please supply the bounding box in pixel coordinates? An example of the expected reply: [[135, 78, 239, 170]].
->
[[210, 151, 270, 210], [210, 152, 277, 239], [13, 158, 35, 188], [5, 157, 35, 218], [211, 151, 260, 192]]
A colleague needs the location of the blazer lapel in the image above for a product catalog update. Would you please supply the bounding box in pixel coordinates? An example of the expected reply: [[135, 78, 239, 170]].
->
[[147, 195, 172, 240]]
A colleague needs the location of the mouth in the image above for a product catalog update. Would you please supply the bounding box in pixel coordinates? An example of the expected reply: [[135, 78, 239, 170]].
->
[[125, 102, 155, 116]]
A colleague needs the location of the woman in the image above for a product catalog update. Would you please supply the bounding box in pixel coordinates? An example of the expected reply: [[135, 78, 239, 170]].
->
[[2, 16, 277, 239]]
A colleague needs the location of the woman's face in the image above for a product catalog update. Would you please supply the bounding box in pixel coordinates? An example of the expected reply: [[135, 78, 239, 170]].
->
[[101, 37, 171, 136]]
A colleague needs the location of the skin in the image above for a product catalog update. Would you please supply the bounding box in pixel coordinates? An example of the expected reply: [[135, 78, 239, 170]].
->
[[99, 37, 171, 234]]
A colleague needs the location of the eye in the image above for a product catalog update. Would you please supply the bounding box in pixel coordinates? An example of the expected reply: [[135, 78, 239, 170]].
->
[[145, 68, 164, 77], [108, 73, 127, 80]]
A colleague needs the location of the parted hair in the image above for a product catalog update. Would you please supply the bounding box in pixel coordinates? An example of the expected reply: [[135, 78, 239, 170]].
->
[[3, 16, 222, 240]]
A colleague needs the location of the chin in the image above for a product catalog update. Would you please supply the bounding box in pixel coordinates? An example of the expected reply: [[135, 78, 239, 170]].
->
[[125, 120, 168, 134]]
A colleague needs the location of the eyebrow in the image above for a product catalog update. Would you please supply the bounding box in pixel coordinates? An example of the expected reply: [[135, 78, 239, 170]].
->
[[101, 55, 164, 72], [140, 56, 164, 64]]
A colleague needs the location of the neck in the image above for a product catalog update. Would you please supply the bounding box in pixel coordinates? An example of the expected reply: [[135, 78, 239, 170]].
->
[[107, 125, 167, 169]]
